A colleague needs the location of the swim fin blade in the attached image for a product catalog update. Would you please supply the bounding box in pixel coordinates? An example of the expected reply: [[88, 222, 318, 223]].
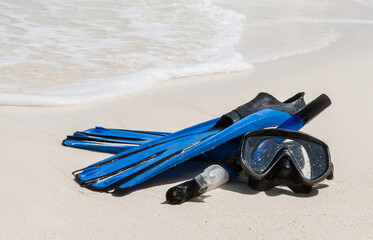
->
[[63, 127, 169, 154], [73, 92, 305, 193]]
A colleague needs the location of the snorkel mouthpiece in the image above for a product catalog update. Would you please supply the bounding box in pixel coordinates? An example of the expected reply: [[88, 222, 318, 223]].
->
[[166, 179, 200, 205]]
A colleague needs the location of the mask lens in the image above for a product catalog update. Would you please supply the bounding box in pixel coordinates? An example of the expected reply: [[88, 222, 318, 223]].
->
[[242, 136, 285, 173], [285, 139, 328, 180], [242, 133, 329, 180]]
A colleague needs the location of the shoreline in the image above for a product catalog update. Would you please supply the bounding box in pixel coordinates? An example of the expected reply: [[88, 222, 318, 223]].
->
[[1, 24, 372, 239]]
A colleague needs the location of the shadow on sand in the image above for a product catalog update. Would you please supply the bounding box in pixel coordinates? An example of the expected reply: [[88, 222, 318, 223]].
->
[[103, 160, 331, 201]]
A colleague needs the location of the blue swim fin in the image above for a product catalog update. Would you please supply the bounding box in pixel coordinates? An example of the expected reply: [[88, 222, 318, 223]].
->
[[73, 92, 305, 193], [63, 127, 243, 162], [63, 127, 169, 154]]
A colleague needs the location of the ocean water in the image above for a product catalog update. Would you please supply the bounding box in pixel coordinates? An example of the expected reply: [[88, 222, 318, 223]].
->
[[1, 0, 373, 106]]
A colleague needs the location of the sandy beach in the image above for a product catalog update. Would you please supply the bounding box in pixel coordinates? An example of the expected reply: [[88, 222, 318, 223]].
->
[[1, 23, 373, 240]]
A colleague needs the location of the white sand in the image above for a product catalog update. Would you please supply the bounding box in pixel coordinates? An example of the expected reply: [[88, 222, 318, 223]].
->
[[1, 25, 372, 239]]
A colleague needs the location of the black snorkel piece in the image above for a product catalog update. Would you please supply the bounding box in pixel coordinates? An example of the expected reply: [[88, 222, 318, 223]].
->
[[277, 93, 331, 130], [239, 94, 333, 193]]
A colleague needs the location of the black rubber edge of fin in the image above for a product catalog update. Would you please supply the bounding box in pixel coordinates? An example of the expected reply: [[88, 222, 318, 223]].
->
[[61, 139, 68, 147], [71, 131, 151, 142], [96, 128, 168, 136], [283, 92, 305, 103], [62, 129, 168, 148], [214, 92, 305, 128], [63, 135, 141, 145]]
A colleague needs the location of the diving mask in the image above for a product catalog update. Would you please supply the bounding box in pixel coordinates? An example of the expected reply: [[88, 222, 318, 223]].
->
[[238, 129, 333, 193]]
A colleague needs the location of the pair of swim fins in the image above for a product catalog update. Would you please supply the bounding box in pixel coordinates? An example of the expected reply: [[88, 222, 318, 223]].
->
[[65, 92, 330, 193]]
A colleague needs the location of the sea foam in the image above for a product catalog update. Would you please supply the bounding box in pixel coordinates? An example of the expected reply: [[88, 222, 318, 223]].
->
[[0, 0, 251, 106], [1, 0, 373, 106]]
